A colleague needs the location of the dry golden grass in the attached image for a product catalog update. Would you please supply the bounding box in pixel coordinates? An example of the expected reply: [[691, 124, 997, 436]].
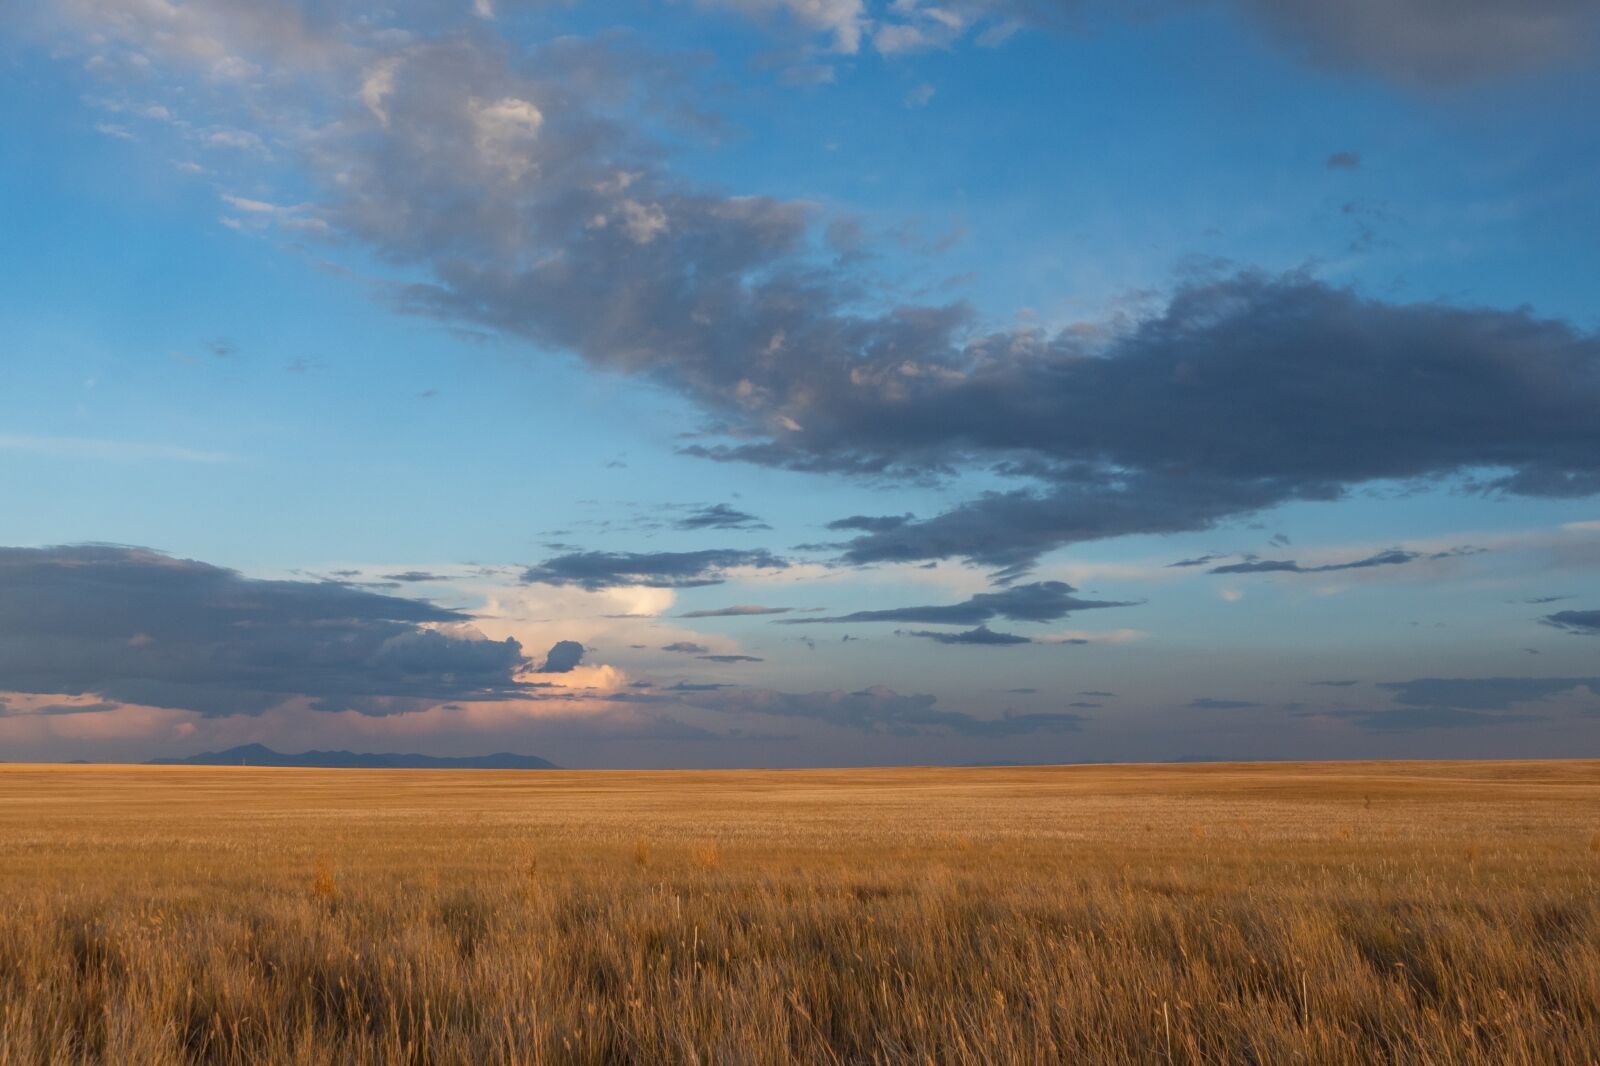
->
[[2, 760, 1599, 1064]]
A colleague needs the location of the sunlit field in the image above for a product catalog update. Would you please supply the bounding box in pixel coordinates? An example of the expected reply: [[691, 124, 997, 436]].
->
[[2, 761, 1598, 1064]]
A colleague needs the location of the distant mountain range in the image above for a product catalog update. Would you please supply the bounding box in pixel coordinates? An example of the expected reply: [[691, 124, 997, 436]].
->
[[148, 743, 558, 770]]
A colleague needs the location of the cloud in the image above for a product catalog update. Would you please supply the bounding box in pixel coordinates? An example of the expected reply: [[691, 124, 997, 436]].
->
[[826, 514, 915, 534], [1542, 609, 1600, 634], [780, 581, 1133, 625], [1207, 547, 1479, 575], [1378, 676, 1599, 710], [662, 641, 712, 654], [537, 640, 586, 673], [380, 570, 448, 583], [697, 0, 867, 53], [710, 1, 1599, 86], [683, 683, 1082, 736], [1187, 698, 1262, 710], [36, 6, 1600, 581], [0, 545, 530, 716], [675, 503, 770, 530], [1289, 672, 1598, 732], [1167, 553, 1223, 568], [898, 624, 1032, 645], [678, 604, 795, 617], [1311, 706, 1544, 731], [522, 549, 788, 590], [935, 1, 1600, 87], [698, 653, 764, 663], [795, 274, 1600, 573], [1, 701, 122, 718], [1226, 0, 1600, 87], [1324, 150, 1361, 170]]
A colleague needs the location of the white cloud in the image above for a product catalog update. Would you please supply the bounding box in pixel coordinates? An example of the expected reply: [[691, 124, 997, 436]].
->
[[205, 127, 266, 152], [220, 193, 276, 213], [1038, 628, 1146, 645], [874, 22, 934, 53], [360, 57, 400, 125], [619, 199, 669, 243], [698, 0, 867, 53], [469, 96, 545, 181]]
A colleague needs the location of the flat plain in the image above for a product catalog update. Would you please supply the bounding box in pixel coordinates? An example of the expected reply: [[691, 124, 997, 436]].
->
[[2, 760, 1598, 1064]]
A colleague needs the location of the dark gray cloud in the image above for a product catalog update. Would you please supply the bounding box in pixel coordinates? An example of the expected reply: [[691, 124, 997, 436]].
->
[[678, 604, 795, 617], [1167, 553, 1224, 568], [682, 683, 1082, 736], [698, 653, 764, 663], [792, 274, 1600, 573], [380, 570, 448, 583], [662, 641, 711, 654], [2, 701, 122, 718], [1226, 0, 1600, 86], [1542, 610, 1600, 635], [995, 1, 1600, 87], [1325, 151, 1361, 170], [538, 640, 586, 673], [0, 545, 529, 716], [780, 581, 1132, 626], [826, 514, 914, 534], [522, 549, 787, 590], [675, 503, 769, 530], [1378, 676, 1599, 710], [1079, 690, 1116, 697], [898, 625, 1032, 646], [1293, 672, 1597, 731], [1208, 547, 1479, 575], [1188, 698, 1262, 710], [1309, 679, 1362, 687]]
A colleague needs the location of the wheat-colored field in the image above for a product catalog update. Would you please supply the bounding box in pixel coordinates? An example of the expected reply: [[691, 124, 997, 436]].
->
[[1, 760, 1598, 1064]]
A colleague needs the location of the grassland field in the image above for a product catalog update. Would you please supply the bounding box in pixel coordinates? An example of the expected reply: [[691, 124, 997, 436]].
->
[[2, 760, 1599, 1064]]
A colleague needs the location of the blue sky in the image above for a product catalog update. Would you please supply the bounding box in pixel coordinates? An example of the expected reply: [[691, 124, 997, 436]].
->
[[1, 1, 1598, 767]]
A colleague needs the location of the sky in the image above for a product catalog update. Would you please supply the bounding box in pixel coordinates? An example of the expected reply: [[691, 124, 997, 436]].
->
[[1, 0, 1598, 768]]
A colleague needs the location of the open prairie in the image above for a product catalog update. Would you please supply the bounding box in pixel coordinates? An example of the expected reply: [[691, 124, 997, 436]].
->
[[2, 761, 1599, 1064]]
